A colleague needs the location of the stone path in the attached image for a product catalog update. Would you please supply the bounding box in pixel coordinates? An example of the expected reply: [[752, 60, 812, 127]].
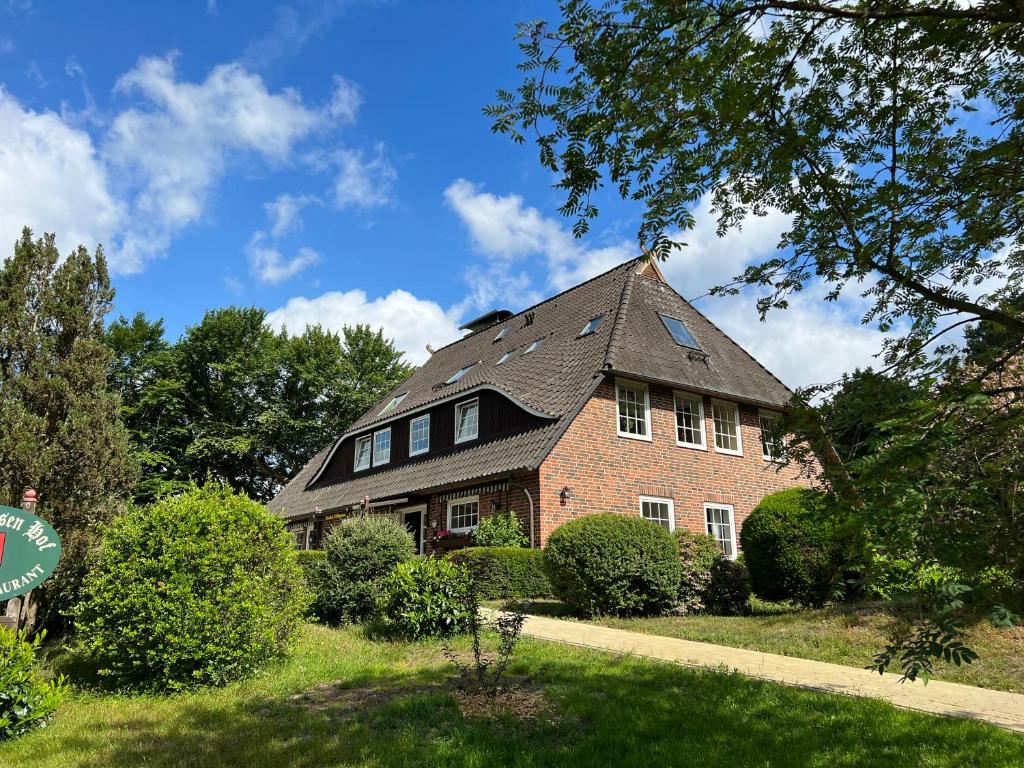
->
[[511, 611, 1024, 733]]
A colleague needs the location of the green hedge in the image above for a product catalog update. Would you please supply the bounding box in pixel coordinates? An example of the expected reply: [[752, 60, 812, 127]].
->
[[448, 547, 552, 599]]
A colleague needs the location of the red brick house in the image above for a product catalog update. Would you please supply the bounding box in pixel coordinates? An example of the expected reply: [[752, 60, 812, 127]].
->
[[269, 257, 816, 557]]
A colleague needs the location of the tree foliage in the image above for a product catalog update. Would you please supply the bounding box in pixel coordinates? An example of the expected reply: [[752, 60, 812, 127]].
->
[[0, 229, 134, 627], [104, 313, 414, 502]]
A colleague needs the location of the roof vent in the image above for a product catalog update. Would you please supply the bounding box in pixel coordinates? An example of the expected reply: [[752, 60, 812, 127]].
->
[[459, 309, 513, 334]]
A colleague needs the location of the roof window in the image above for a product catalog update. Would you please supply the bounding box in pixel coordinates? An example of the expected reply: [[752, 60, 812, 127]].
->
[[497, 350, 514, 365], [494, 326, 509, 342], [445, 363, 476, 385], [579, 314, 606, 336], [525, 338, 542, 354], [378, 392, 407, 415], [659, 313, 701, 350]]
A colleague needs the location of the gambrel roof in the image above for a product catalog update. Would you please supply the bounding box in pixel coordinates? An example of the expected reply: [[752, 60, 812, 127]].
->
[[269, 256, 794, 519]]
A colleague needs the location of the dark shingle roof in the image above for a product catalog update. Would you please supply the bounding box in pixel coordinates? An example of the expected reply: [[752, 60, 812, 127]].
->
[[269, 257, 795, 519]]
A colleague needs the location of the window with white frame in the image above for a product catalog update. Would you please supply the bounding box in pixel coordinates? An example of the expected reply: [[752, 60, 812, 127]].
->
[[494, 326, 508, 342], [455, 398, 479, 443], [409, 414, 430, 456], [705, 504, 737, 558], [711, 400, 742, 455], [373, 428, 391, 466], [353, 435, 371, 471], [447, 496, 480, 533], [579, 314, 605, 336], [759, 410, 785, 462], [379, 392, 406, 416], [674, 392, 706, 449], [525, 338, 542, 353], [445, 363, 476, 385], [640, 496, 674, 531], [616, 379, 651, 439], [497, 350, 514, 365]]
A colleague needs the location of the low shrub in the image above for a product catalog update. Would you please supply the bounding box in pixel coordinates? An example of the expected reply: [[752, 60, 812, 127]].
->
[[740, 489, 848, 606], [543, 514, 681, 617], [865, 554, 960, 601], [0, 628, 66, 741], [75, 483, 307, 691], [377, 557, 474, 638], [448, 547, 552, 600], [473, 510, 529, 548], [705, 558, 752, 615], [674, 530, 723, 614], [315, 516, 415, 624], [294, 549, 326, 617]]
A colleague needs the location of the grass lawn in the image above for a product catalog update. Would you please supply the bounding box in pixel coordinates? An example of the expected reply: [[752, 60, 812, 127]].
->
[[521, 599, 1024, 694], [5, 624, 1024, 767]]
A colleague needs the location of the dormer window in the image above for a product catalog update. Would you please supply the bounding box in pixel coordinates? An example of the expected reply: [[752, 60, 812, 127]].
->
[[659, 313, 701, 350], [379, 393, 407, 415], [455, 398, 479, 443], [497, 350, 514, 365], [353, 436, 371, 471], [579, 314, 605, 336], [445, 363, 476, 384], [494, 326, 509, 342], [373, 428, 392, 466], [525, 338, 542, 354]]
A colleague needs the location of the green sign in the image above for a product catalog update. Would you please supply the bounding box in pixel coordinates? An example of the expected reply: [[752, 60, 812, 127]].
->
[[0, 505, 61, 601]]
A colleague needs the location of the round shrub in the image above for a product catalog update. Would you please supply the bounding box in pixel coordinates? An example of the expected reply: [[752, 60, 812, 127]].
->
[[75, 483, 307, 691], [448, 547, 552, 600], [473, 510, 529, 548], [739, 489, 846, 606], [704, 558, 752, 615], [674, 530, 723, 614], [0, 628, 66, 741], [315, 516, 415, 624], [543, 514, 681, 617], [377, 557, 474, 639]]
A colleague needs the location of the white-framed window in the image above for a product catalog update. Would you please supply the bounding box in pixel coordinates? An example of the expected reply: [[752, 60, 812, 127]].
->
[[759, 410, 786, 462], [705, 503, 737, 559], [497, 350, 514, 365], [409, 414, 430, 456], [674, 391, 706, 449], [494, 326, 508, 342], [353, 435, 371, 471], [447, 496, 480, 533], [616, 379, 651, 440], [373, 428, 391, 466], [711, 400, 743, 455], [446, 363, 476, 385], [454, 398, 479, 443], [640, 496, 674, 532], [379, 392, 406, 416], [579, 314, 605, 336], [525, 338, 542, 353]]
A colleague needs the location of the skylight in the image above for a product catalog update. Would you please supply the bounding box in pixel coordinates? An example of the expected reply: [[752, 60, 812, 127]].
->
[[525, 339, 542, 353], [494, 326, 508, 342], [497, 350, 514, 365], [659, 313, 701, 350], [379, 393, 407, 415], [445, 363, 476, 384], [579, 314, 606, 336]]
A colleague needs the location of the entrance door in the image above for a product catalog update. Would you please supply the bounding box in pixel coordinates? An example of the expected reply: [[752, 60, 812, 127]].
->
[[402, 507, 425, 554]]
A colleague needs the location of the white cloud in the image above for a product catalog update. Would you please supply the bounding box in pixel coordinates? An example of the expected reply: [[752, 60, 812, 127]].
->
[[0, 88, 124, 257], [104, 54, 323, 271], [326, 75, 361, 123], [242, 1, 349, 69], [246, 232, 320, 284], [265, 192, 319, 237], [332, 144, 395, 209], [267, 288, 462, 364]]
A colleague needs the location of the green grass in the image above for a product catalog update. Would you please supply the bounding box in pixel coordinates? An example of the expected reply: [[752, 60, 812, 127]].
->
[[521, 599, 1024, 693], [5, 623, 1024, 767]]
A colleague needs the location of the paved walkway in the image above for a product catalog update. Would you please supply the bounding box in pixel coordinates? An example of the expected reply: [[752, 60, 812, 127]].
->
[[510, 611, 1024, 733]]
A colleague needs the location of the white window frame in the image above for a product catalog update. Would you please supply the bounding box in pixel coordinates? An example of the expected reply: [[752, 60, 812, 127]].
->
[[372, 427, 392, 466], [639, 495, 675, 532], [353, 435, 372, 471], [615, 378, 652, 441], [447, 495, 480, 534], [711, 399, 743, 456], [704, 503, 738, 560], [454, 398, 479, 444], [759, 409, 786, 463], [673, 390, 707, 450], [409, 414, 430, 456]]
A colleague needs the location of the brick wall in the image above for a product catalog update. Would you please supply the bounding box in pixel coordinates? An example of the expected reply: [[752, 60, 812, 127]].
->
[[424, 472, 541, 551], [537, 378, 817, 548]]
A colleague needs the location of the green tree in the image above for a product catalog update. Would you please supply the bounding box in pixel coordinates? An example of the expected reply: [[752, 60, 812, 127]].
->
[[0, 229, 134, 628]]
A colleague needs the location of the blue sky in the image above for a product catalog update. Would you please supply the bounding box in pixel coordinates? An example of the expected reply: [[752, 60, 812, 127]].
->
[[0, 0, 888, 386]]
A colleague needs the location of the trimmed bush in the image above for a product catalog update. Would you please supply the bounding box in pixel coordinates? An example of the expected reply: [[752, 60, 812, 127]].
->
[[315, 516, 415, 624], [674, 530, 723, 614], [377, 557, 474, 639], [740, 489, 847, 606], [75, 483, 307, 691], [473, 510, 529, 548], [543, 514, 681, 617], [294, 549, 326, 616], [448, 547, 552, 600], [0, 629, 66, 741], [705, 558, 752, 615]]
